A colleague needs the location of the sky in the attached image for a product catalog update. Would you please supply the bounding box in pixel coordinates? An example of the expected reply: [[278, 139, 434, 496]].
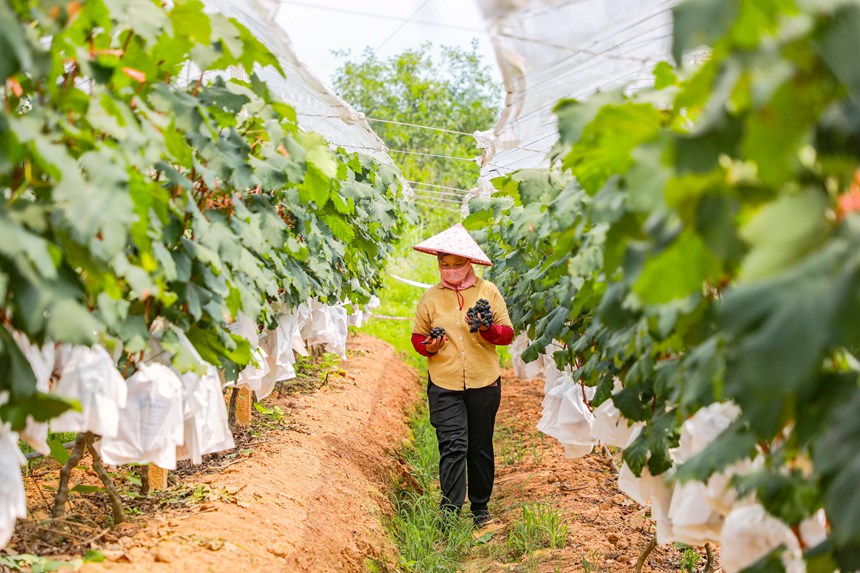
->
[[274, 0, 502, 88]]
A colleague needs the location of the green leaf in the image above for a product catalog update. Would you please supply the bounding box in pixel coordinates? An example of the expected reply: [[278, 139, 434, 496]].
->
[[672, 0, 738, 63], [0, 1, 33, 81], [103, 0, 170, 44], [814, 388, 860, 549], [563, 103, 662, 194], [299, 132, 338, 178], [46, 300, 101, 346], [738, 549, 791, 573], [653, 61, 678, 90], [0, 392, 79, 431], [634, 231, 720, 304], [298, 164, 331, 207], [0, 213, 59, 281], [816, 3, 860, 97], [623, 410, 678, 476], [676, 422, 759, 481], [49, 437, 71, 465], [739, 190, 829, 282], [734, 469, 821, 526], [321, 214, 355, 243], [0, 327, 37, 400], [169, 0, 210, 44], [83, 550, 106, 564], [720, 240, 849, 436]]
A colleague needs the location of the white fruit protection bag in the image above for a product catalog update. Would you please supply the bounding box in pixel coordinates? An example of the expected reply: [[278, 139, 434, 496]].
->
[[97, 363, 185, 470], [536, 374, 596, 457], [9, 329, 56, 456], [664, 402, 742, 546], [50, 345, 127, 438], [0, 421, 27, 548], [720, 504, 805, 573], [592, 379, 642, 449], [301, 300, 348, 359], [149, 325, 235, 465], [230, 313, 271, 396], [260, 313, 299, 397]]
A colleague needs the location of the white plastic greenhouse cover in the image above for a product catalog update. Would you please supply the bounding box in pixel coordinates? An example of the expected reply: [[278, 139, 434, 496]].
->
[[201, 0, 393, 165], [474, 0, 676, 187]]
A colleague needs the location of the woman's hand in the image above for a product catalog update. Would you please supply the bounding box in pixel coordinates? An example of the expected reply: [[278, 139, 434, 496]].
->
[[425, 335, 447, 354]]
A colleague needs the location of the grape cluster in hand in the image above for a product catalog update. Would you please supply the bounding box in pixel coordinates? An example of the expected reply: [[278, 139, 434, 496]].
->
[[466, 299, 493, 333], [429, 326, 446, 340]]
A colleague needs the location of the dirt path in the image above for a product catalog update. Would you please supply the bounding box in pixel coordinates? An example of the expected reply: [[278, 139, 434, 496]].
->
[[466, 372, 712, 573], [11, 338, 717, 573], [72, 334, 420, 573]]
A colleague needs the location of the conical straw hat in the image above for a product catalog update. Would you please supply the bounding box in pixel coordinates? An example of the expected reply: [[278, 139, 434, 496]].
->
[[413, 223, 492, 266]]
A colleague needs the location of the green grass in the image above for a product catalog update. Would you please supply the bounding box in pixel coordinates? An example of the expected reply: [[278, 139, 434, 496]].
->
[[580, 549, 604, 573], [505, 503, 568, 560], [496, 424, 527, 467], [391, 403, 477, 573], [677, 544, 702, 572]]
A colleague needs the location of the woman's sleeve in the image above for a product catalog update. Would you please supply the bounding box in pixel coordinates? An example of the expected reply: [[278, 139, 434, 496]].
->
[[411, 333, 435, 357], [479, 282, 514, 346], [412, 293, 433, 356], [479, 324, 514, 345]]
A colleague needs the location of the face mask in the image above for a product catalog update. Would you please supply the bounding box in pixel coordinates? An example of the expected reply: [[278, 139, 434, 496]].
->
[[439, 263, 476, 289]]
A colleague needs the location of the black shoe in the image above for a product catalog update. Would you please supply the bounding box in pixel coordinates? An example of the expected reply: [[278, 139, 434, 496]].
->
[[472, 509, 493, 528]]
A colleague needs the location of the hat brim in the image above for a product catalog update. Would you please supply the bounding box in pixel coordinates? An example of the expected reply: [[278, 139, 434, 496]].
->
[[413, 246, 493, 266]]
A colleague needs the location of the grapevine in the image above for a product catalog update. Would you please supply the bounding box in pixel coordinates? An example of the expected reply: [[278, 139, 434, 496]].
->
[[0, 0, 408, 540], [466, 0, 860, 570]]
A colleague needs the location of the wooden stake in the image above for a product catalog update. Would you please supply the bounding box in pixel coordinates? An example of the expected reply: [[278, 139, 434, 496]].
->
[[146, 465, 169, 490], [234, 387, 253, 427]]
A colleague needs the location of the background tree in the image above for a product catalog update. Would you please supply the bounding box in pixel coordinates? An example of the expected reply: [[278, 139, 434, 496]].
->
[[332, 41, 501, 215]]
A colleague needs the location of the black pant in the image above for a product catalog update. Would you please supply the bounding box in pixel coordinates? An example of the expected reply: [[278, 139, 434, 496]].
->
[[427, 378, 501, 512]]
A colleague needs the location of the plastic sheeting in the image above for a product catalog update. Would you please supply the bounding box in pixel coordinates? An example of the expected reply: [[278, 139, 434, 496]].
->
[[200, 0, 394, 165], [473, 0, 675, 188]]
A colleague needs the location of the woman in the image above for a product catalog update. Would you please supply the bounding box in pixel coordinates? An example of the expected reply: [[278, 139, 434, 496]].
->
[[411, 224, 514, 528]]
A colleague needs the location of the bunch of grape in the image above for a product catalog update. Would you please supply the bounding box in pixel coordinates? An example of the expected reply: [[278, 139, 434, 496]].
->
[[429, 326, 446, 340], [466, 299, 493, 333]]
